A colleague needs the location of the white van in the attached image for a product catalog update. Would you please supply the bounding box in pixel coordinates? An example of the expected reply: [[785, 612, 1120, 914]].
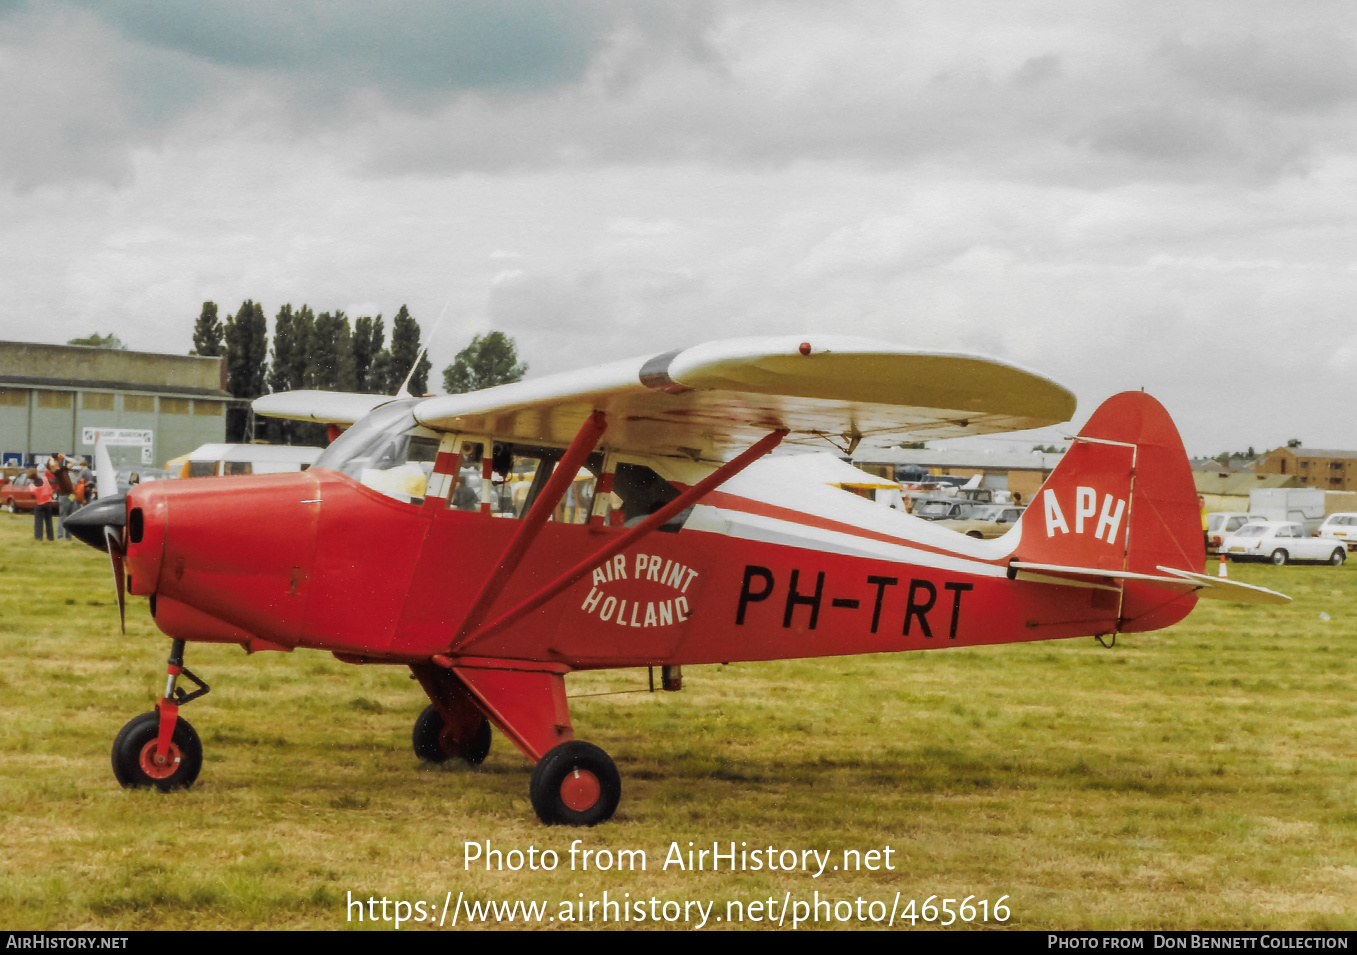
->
[[181, 443, 323, 478]]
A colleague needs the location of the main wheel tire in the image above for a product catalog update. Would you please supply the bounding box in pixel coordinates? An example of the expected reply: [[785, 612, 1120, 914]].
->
[[111, 711, 202, 792], [1330, 549, 1346, 566], [529, 741, 621, 826], [412, 704, 491, 765], [1270, 549, 1289, 566], [966, 531, 983, 539]]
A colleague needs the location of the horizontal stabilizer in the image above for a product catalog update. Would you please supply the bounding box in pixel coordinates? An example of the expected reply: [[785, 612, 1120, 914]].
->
[[1009, 561, 1198, 591], [1154, 567, 1291, 605], [1008, 561, 1290, 605]]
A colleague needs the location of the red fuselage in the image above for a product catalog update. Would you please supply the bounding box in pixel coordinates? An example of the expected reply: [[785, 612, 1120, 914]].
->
[[124, 466, 1197, 670]]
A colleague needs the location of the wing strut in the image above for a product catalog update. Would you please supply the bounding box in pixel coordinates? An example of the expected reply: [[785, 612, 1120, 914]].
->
[[452, 411, 609, 644], [449, 427, 788, 654]]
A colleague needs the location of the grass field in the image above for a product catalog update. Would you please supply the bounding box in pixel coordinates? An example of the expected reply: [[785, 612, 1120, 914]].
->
[[0, 512, 1354, 930]]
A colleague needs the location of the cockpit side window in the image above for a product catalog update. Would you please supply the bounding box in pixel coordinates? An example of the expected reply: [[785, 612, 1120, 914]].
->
[[314, 400, 438, 505]]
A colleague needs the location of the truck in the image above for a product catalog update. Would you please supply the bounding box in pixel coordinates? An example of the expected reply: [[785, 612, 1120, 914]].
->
[[1248, 487, 1326, 536]]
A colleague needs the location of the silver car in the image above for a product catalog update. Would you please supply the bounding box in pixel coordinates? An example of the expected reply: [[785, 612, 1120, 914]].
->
[[1221, 521, 1346, 566]]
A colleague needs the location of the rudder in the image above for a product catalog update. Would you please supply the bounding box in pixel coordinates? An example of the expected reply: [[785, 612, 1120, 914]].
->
[[1015, 392, 1205, 578]]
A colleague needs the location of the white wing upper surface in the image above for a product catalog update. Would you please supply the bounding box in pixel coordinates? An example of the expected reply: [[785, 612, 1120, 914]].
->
[[252, 390, 399, 426], [412, 336, 1076, 460]]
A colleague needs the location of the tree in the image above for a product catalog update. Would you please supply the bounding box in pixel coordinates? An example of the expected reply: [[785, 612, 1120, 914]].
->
[[224, 300, 269, 398], [352, 315, 384, 393], [390, 305, 432, 394], [442, 331, 527, 394], [1287, 438, 1302, 449], [264, 305, 312, 444], [268, 305, 303, 395], [68, 332, 126, 349], [368, 350, 397, 396], [190, 302, 223, 356], [309, 311, 356, 392], [223, 300, 269, 441]]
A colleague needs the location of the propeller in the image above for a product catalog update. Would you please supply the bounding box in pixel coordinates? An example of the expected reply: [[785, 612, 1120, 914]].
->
[[66, 434, 130, 632], [103, 524, 127, 634]]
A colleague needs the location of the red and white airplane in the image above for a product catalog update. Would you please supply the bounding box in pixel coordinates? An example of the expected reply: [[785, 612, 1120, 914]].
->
[[71, 336, 1287, 826]]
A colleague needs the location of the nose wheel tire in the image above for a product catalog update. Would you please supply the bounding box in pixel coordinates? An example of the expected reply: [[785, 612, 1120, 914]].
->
[[1270, 550, 1289, 566], [111, 711, 203, 792], [412, 704, 491, 765], [529, 741, 621, 826]]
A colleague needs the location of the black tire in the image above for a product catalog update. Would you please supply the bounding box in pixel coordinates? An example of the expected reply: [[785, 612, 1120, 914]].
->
[[1270, 550, 1289, 566], [529, 741, 621, 826], [111, 711, 202, 792], [966, 531, 983, 539], [412, 704, 491, 765], [5, 498, 14, 514], [1330, 549, 1346, 567]]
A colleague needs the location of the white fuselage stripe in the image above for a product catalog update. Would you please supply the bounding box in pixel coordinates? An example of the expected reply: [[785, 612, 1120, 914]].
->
[[685, 504, 1011, 578]]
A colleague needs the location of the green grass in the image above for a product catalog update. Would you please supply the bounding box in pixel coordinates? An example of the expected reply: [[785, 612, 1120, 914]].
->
[[0, 513, 1354, 930]]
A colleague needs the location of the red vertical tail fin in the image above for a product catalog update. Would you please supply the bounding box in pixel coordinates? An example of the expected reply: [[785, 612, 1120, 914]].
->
[[1015, 392, 1204, 578]]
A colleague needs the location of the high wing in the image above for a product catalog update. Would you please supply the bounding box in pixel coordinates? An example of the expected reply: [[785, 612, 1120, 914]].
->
[[408, 335, 1076, 459], [252, 390, 399, 427]]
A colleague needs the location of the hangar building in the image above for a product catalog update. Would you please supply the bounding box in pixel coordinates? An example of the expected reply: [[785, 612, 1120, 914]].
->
[[0, 341, 230, 469]]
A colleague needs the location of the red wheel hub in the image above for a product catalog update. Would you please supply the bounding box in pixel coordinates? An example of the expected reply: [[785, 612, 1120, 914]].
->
[[138, 739, 183, 780], [559, 768, 601, 812]]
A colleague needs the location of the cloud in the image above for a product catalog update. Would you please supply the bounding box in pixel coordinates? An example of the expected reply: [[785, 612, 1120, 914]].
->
[[69, 0, 610, 97], [6, 1, 1356, 189], [1164, 32, 1357, 113]]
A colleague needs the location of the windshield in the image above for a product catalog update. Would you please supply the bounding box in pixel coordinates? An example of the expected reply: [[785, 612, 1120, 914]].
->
[[313, 400, 440, 503], [1235, 525, 1267, 538]]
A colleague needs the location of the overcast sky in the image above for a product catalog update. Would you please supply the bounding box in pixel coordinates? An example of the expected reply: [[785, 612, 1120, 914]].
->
[[2, 1, 1354, 455]]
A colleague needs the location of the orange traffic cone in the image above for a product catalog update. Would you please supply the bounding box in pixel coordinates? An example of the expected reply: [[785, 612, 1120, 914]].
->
[[1217, 552, 1228, 579]]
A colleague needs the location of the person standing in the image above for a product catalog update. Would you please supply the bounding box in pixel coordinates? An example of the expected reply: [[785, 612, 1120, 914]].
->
[[46, 452, 75, 539], [29, 469, 54, 541]]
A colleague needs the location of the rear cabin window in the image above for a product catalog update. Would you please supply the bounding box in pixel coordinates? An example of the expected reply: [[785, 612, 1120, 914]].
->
[[444, 445, 684, 530]]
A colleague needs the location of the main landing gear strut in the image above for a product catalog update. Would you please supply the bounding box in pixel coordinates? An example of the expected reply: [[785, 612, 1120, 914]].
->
[[410, 662, 623, 826], [111, 639, 210, 792]]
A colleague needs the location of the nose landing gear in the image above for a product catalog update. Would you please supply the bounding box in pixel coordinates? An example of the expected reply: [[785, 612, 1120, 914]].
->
[[112, 638, 210, 792]]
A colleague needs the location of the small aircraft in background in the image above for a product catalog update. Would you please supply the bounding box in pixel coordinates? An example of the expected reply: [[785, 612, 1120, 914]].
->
[[68, 336, 1287, 825]]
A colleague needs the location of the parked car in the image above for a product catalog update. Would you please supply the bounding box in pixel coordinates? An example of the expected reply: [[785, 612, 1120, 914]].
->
[[2, 472, 38, 512], [1220, 521, 1346, 566], [936, 504, 1025, 539], [1205, 512, 1269, 553], [1317, 513, 1357, 552], [910, 498, 984, 521]]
